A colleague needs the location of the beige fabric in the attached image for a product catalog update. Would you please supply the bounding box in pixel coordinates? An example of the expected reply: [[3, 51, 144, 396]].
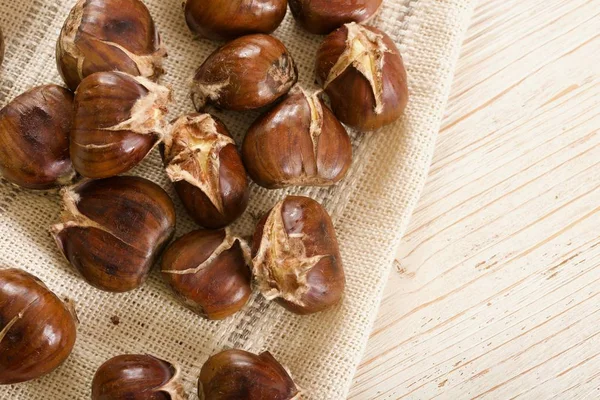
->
[[0, 0, 474, 398]]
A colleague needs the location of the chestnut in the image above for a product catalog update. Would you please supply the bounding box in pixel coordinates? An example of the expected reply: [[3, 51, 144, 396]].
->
[[289, 0, 383, 34], [162, 114, 249, 229], [161, 229, 252, 320], [0, 27, 4, 66], [315, 23, 408, 131], [184, 0, 288, 41], [0, 268, 77, 384], [199, 349, 300, 400], [51, 176, 176, 293], [191, 34, 298, 111], [252, 196, 345, 314], [57, 0, 166, 91], [71, 71, 170, 179], [0, 85, 76, 189], [242, 86, 352, 188]]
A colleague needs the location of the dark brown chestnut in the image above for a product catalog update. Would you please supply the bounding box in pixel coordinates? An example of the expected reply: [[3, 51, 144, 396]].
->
[[161, 229, 252, 320], [0, 85, 76, 189], [184, 0, 288, 41], [92, 354, 186, 400], [252, 196, 345, 314], [242, 86, 352, 188], [0, 268, 77, 384], [162, 114, 249, 229], [315, 23, 408, 131], [289, 0, 383, 34], [51, 176, 176, 293], [199, 349, 300, 400], [57, 0, 166, 91], [191, 34, 298, 111], [71, 71, 170, 179]]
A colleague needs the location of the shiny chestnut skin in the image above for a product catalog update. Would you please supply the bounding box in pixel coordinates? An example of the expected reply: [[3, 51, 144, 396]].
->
[[289, 0, 383, 34], [184, 0, 287, 41], [199, 349, 300, 400], [57, 0, 166, 91], [71, 71, 170, 179], [242, 86, 352, 188], [0, 85, 76, 189], [161, 229, 252, 320], [191, 34, 298, 111], [252, 196, 345, 314], [0, 268, 77, 384], [92, 354, 186, 400], [51, 176, 176, 292], [316, 23, 408, 131], [162, 114, 249, 229]]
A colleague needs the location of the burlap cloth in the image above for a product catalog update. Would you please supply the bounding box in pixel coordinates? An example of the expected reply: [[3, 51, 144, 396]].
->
[[0, 0, 474, 398]]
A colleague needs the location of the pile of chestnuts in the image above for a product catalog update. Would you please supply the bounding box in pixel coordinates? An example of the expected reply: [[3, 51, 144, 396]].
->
[[0, 0, 408, 397]]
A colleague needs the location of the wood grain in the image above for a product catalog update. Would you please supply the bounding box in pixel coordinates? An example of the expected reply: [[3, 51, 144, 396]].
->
[[349, 0, 600, 398]]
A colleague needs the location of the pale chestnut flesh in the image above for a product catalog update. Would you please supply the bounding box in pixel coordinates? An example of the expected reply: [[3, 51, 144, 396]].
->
[[289, 0, 383, 34]]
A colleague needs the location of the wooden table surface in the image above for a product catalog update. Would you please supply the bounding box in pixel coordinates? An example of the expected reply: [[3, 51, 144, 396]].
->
[[349, 0, 600, 398]]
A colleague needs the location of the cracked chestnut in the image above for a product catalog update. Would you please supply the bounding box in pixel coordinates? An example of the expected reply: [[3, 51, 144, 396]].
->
[[289, 0, 383, 34]]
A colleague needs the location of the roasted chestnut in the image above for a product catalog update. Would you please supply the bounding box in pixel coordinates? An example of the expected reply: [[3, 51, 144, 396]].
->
[[71, 71, 170, 179], [315, 23, 408, 131], [184, 0, 288, 41], [289, 0, 383, 34], [191, 34, 297, 111], [51, 176, 176, 292], [163, 114, 249, 228], [252, 196, 345, 314], [242, 86, 352, 188], [0, 268, 77, 384], [161, 229, 252, 320], [0, 85, 76, 189], [92, 354, 186, 399], [57, 0, 166, 91], [199, 349, 300, 400]]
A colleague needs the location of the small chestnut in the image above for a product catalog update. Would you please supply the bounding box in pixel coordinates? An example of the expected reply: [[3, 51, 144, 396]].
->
[[57, 0, 166, 91], [162, 114, 249, 229], [161, 229, 252, 320], [0, 85, 76, 189], [184, 0, 288, 41], [315, 23, 408, 131], [0, 268, 77, 384], [289, 0, 383, 34], [199, 349, 300, 400], [71, 71, 170, 179], [51, 176, 176, 293], [191, 34, 298, 111], [92, 354, 186, 400], [242, 86, 352, 188], [252, 196, 345, 314]]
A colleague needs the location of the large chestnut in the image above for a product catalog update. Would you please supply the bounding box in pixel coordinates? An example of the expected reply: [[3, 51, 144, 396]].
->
[[162, 114, 249, 229], [289, 0, 383, 34], [0, 268, 77, 384], [51, 176, 176, 292], [191, 34, 298, 111], [0, 85, 76, 189], [57, 0, 166, 91], [242, 86, 352, 188], [92, 354, 186, 399], [161, 229, 252, 320], [199, 349, 300, 400], [71, 71, 170, 179], [315, 23, 408, 131], [184, 0, 287, 41]]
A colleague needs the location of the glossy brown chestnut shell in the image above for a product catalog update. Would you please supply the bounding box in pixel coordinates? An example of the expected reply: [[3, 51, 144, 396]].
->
[[289, 0, 383, 35], [51, 176, 176, 293], [252, 196, 345, 314], [162, 114, 249, 229], [0, 268, 77, 384], [57, 0, 166, 91], [242, 86, 352, 188], [161, 229, 252, 320], [184, 0, 288, 41], [315, 23, 408, 131], [0, 85, 76, 189], [71, 71, 170, 179], [199, 349, 300, 400], [191, 34, 298, 111]]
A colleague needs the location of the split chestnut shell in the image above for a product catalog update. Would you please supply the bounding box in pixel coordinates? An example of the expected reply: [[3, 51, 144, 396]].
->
[[289, 0, 383, 35]]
